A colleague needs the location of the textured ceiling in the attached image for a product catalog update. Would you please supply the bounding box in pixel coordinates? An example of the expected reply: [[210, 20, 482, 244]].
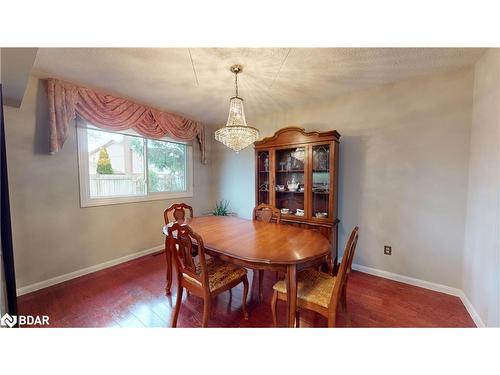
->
[[1, 48, 38, 107], [32, 48, 485, 126]]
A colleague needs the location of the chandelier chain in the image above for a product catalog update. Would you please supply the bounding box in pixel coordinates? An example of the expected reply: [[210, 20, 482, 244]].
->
[[234, 70, 239, 97]]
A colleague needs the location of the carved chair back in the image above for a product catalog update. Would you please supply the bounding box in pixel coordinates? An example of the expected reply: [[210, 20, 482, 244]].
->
[[253, 204, 281, 224], [164, 203, 194, 224], [167, 222, 209, 288]]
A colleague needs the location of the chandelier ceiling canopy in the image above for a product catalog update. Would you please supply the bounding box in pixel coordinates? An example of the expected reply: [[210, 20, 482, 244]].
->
[[215, 65, 259, 152]]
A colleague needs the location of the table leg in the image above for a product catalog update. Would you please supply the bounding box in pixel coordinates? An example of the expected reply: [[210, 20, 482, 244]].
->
[[286, 264, 297, 328]]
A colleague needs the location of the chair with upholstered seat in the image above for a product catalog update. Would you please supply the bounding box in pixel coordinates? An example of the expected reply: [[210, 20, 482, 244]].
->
[[168, 222, 249, 327], [163, 203, 194, 295], [271, 226, 359, 327], [252, 204, 281, 302]]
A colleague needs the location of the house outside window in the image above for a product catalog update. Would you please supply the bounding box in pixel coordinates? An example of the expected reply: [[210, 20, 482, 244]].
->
[[77, 117, 193, 207]]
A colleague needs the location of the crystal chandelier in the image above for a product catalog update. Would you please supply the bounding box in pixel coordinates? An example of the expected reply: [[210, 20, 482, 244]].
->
[[215, 65, 259, 152]]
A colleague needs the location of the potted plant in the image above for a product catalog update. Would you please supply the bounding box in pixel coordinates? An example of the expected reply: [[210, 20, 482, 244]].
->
[[212, 200, 230, 216]]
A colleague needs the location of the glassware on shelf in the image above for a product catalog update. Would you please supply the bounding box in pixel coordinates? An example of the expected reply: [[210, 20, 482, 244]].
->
[[257, 151, 270, 204], [286, 177, 299, 191], [313, 145, 329, 171], [258, 151, 269, 172], [291, 147, 305, 163], [312, 144, 331, 218], [312, 182, 329, 192], [319, 153, 327, 170], [275, 147, 305, 214], [314, 212, 328, 218]]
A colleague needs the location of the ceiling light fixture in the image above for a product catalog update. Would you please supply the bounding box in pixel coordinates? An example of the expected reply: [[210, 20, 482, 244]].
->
[[215, 65, 259, 152]]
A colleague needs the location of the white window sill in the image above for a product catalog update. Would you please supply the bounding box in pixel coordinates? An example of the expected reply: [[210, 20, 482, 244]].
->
[[80, 191, 193, 208]]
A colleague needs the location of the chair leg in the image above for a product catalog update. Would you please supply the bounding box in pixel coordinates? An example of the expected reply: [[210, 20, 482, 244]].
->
[[202, 296, 211, 328], [171, 283, 183, 327], [327, 311, 337, 328], [258, 270, 264, 303], [342, 284, 351, 327], [271, 290, 278, 327], [327, 253, 334, 275], [295, 310, 300, 328], [242, 276, 249, 320], [165, 248, 172, 295], [227, 287, 233, 314], [328, 314, 337, 328]]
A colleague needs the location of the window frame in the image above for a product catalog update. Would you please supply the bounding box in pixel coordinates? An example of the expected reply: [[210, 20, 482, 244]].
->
[[76, 119, 193, 208]]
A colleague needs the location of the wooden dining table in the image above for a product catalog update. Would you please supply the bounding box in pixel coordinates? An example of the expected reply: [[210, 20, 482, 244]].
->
[[163, 215, 332, 328]]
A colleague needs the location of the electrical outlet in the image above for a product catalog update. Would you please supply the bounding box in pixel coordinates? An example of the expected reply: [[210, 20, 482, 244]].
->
[[384, 246, 392, 255]]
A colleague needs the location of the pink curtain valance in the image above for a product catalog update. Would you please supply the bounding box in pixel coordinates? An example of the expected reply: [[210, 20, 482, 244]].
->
[[46, 78, 206, 164]]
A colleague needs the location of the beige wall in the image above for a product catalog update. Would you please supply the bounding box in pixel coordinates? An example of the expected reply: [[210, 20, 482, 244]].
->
[[463, 49, 500, 327], [4, 77, 214, 289], [212, 67, 474, 289]]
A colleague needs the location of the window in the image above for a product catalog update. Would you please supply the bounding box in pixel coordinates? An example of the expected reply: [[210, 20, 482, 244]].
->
[[77, 118, 193, 207]]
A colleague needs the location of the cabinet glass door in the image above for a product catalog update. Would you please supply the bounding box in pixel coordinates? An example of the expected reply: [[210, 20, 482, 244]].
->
[[257, 151, 270, 205], [312, 144, 330, 219], [274, 147, 305, 217]]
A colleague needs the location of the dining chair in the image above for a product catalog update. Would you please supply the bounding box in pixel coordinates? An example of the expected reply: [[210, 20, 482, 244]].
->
[[164, 202, 193, 223], [168, 222, 249, 327], [252, 203, 281, 224], [163, 203, 194, 295], [252, 204, 281, 302], [271, 226, 359, 328], [339, 226, 359, 325]]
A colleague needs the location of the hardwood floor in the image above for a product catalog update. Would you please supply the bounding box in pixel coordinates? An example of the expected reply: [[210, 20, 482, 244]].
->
[[17, 252, 476, 328]]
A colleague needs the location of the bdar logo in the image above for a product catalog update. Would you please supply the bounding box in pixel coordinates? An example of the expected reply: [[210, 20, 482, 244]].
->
[[1, 313, 17, 328], [0, 313, 49, 327]]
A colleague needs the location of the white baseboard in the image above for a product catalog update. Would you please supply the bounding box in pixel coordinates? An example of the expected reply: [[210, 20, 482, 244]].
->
[[16, 244, 164, 296], [352, 263, 462, 296], [352, 263, 485, 328], [456, 291, 486, 328]]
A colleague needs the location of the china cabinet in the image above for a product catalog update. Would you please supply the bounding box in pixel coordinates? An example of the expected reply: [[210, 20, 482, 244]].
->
[[254, 127, 341, 264]]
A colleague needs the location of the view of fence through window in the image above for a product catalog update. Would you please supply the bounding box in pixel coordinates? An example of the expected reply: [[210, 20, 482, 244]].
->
[[86, 128, 186, 198]]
